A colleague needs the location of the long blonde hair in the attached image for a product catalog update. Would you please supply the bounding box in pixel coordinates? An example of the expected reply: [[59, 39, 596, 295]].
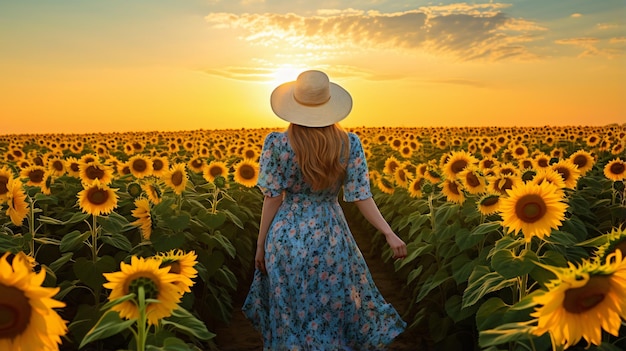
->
[[287, 123, 350, 191]]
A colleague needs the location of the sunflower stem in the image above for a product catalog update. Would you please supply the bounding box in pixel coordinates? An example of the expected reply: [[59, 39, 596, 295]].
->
[[27, 196, 36, 256], [136, 285, 147, 351], [91, 215, 99, 263]]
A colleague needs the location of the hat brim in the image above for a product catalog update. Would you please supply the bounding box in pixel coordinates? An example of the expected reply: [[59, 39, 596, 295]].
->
[[270, 81, 352, 127]]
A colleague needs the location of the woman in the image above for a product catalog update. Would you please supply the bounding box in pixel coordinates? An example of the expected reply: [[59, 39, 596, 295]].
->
[[242, 70, 407, 350]]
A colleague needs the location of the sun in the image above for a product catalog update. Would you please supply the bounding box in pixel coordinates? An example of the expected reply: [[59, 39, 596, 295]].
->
[[268, 66, 303, 86]]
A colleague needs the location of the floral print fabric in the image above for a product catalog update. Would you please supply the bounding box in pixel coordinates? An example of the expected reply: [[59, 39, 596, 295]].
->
[[242, 131, 406, 350]]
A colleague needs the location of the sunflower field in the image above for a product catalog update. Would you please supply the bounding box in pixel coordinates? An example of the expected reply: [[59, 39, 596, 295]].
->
[[0, 124, 625, 351]]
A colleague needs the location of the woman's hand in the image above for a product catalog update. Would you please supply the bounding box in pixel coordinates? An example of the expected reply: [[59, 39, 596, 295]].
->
[[385, 232, 407, 259], [254, 245, 267, 274]]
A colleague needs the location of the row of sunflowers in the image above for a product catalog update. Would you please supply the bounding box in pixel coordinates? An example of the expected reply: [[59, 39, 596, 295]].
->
[[345, 124, 626, 350], [0, 124, 625, 350]]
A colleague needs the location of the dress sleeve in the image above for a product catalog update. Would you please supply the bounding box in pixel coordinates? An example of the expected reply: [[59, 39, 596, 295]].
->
[[343, 133, 373, 202], [256, 132, 284, 197]]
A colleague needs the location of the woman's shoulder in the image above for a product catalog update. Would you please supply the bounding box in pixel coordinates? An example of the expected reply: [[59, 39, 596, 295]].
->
[[264, 130, 288, 144]]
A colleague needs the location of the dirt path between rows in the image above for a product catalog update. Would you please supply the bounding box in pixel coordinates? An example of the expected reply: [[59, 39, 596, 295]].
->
[[212, 214, 427, 350]]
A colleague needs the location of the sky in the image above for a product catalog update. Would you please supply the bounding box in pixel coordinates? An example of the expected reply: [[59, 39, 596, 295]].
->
[[1, 0, 625, 135]]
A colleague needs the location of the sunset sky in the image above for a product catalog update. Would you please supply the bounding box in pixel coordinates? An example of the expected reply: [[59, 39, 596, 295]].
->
[[1, 0, 625, 135]]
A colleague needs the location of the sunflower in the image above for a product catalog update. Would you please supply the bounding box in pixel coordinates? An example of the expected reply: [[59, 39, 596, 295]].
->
[[141, 181, 162, 205], [203, 161, 229, 183], [127, 182, 143, 199], [487, 173, 522, 196], [79, 161, 114, 185], [102, 256, 182, 326], [64, 157, 81, 178], [77, 180, 119, 216], [162, 163, 188, 195], [0, 252, 68, 351], [603, 158, 625, 182], [233, 159, 259, 188], [499, 182, 567, 242], [150, 156, 169, 177], [20, 165, 46, 187], [393, 165, 411, 188], [187, 157, 205, 173], [128, 155, 153, 179], [39, 171, 54, 196], [440, 179, 465, 204], [46, 157, 66, 177], [551, 159, 581, 189], [610, 141, 624, 156], [383, 156, 401, 176], [458, 166, 486, 194], [594, 225, 626, 262], [532, 153, 552, 170], [407, 177, 425, 198], [531, 251, 626, 348], [568, 149, 595, 176], [442, 150, 478, 180], [509, 143, 529, 159], [131, 198, 152, 240], [156, 250, 198, 295], [477, 193, 501, 216], [5, 178, 29, 226], [0, 166, 13, 203], [376, 175, 395, 195]]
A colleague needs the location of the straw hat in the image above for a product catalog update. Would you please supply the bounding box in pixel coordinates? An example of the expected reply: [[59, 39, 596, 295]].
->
[[270, 70, 352, 127]]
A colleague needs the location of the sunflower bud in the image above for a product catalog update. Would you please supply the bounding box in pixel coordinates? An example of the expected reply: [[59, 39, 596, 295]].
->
[[421, 182, 433, 194], [214, 175, 227, 189]]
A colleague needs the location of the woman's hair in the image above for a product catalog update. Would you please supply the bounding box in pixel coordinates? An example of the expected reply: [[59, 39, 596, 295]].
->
[[287, 123, 350, 191]]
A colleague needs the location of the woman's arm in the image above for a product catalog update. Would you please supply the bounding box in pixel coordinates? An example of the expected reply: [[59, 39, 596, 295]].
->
[[354, 197, 407, 259], [255, 194, 284, 273]]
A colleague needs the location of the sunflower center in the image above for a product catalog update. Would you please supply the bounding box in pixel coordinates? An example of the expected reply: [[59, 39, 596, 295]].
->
[[554, 166, 570, 181], [572, 155, 588, 168], [466, 173, 480, 187], [171, 171, 183, 186], [0, 284, 31, 338], [167, 262, 182, 274], [448, 181, 460, 195], [87, 187, 110, 205], [128, 277, 159, 301], [239, 165, 256, 180], [563, 276, 609, 314], [481, 196, 499, 207], [537, 159, 549, 167], [127, 183, 142, 198], [152, 160, 164, 172], [86, 165, 105, 180], [191, 159, 203, 169], [28, 169, 44, 183], [52, 160, 64, 171], [70, 163, 80, 173], [451, 160, 468, 174], [132, 159, 148, 172], [209, 166, 223, 177], [610, 162, 625, 175], [0, 176, 8, 195], [514, 194, 546, 223]]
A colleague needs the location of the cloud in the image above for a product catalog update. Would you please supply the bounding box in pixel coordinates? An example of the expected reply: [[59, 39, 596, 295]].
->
[[555, 37, 623, 58], [205, 3, 546, 62], [571, 13, 582, 18]]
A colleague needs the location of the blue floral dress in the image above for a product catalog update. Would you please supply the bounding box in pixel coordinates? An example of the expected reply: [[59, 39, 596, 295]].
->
[[242, 131, 406, 351]]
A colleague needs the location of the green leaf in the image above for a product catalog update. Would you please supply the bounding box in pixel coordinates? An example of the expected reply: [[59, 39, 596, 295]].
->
[[79, 310, 136, 348], [462, 266, 517, 308], [215, 267, 237, 291], [223, 209, 244, 229], [210, 233, 236, 258], [478, 320, 537, 348], [39, 212, 90, 225], [395, 241, 433, 270], [415, 268, 451, 303], [198, 211, 227, 229], [73, 255, 117, 293], [99, 211, 132, 234], [146, 337, 197, 351], [161, 307, 216, 341], [48, 252, 73, 272], [166, 212, 191, 231], [100, 293, 137, 311], [491, 249, 538, 279], [406, 266, 423, 285], [101, 232, 132, 252], [60, 230, 90, 253], [434, 202, 460, 227], [454, 227, 479, 251], [445, 294, 479, 323], [470, 222, 502, 236]]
